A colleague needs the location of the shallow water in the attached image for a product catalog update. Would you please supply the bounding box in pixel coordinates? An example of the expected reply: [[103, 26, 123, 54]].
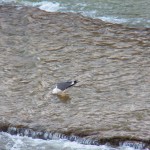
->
[[0, 4, 150, 149], [0, 0, 150, 27]]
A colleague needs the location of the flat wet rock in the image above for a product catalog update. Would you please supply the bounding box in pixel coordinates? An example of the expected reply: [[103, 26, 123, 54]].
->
[[0, 5, 150, 142]]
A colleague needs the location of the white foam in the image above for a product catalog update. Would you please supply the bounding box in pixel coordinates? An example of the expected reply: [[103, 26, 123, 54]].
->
[[82, 10, 97, 18], [0, 0, 15, 2], [0, 0, 61, 12], [38, 1, 60, 12], [20, 1, 61, 12], [99, 16, 128, 24], [63, 141, 109, 150], [0, 0, 149, 27], [1, 132, 146, 150]]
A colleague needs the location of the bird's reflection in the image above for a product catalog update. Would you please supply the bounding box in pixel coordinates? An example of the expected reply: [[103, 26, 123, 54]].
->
[[56, 92, 71, 103]]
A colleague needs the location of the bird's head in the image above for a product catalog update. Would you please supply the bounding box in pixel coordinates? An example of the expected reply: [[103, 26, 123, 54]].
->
[[74, 80, 78, 84]]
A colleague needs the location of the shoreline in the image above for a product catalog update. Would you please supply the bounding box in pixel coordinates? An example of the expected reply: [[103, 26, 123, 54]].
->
[[0, 1, 150, 28], [0, 4, 150, 147], [0, 125, 149, 149]]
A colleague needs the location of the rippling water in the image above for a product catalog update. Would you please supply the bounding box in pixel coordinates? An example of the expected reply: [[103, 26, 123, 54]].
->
[[0, 0, 150, 27], [0, 132, 103, 150], [0, 3, 150, 150], [0, 132, 147, 150]]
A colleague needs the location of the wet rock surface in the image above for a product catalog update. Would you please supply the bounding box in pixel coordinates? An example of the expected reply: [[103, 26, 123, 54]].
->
[[0, 126, 148, 149], [0, 5, 150, 142]]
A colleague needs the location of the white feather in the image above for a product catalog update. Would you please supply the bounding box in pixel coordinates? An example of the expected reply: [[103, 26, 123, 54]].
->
[[71, 81, 75, 85], [52, 86, 62, 94]]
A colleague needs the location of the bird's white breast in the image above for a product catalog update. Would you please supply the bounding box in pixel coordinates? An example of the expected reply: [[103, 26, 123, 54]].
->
[[52, 86, 62, 94]]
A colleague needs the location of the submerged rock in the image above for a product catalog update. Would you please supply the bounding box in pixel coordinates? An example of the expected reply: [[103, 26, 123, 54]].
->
[[0, 4, 150, 144]]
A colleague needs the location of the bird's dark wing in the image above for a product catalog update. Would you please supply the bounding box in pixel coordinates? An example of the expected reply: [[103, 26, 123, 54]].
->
[[57, 81, 73, 91]]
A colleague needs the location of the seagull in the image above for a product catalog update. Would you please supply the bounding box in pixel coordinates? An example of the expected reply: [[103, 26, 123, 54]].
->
[[52, 80, 78, 94]]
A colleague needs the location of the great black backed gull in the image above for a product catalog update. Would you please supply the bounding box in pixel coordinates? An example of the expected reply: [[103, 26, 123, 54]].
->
[[52, 80, 78, 94]]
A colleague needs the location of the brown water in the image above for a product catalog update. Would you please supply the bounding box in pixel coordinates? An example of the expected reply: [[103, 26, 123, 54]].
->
[[0, 5, 150, 141]]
